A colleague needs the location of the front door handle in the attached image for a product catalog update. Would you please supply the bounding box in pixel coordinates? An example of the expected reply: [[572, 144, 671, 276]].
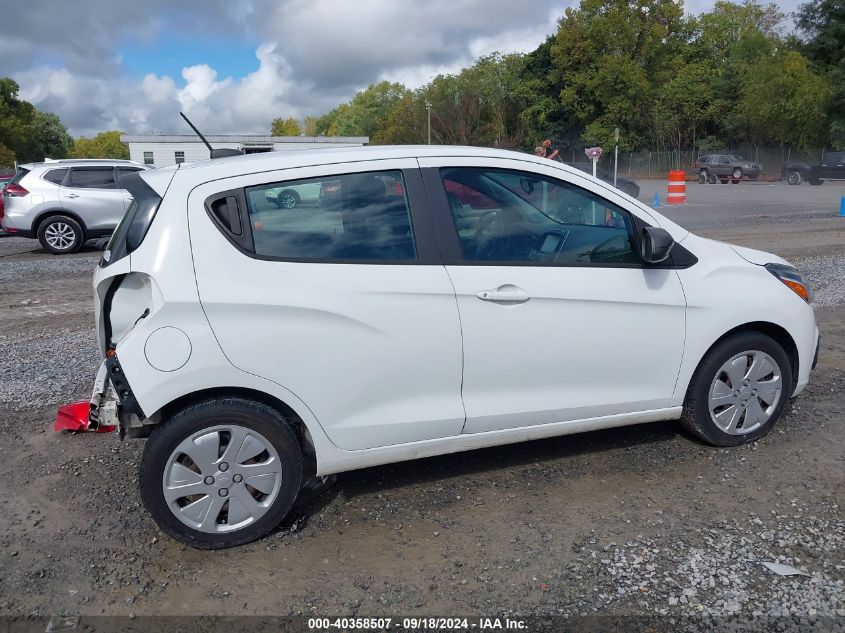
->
[[65, 193, 79, 199], [476, 286, 531, 303]]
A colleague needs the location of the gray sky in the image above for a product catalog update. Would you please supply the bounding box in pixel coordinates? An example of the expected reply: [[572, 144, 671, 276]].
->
[[4, 0, 803, 136]]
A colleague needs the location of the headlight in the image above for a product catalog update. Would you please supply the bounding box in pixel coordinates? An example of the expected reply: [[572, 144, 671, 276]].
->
[[765, 263, 812, 303]]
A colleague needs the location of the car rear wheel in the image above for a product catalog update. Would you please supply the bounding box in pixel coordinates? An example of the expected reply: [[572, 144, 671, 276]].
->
[[37, 215, 83, 254], [277, 190, 300, 209], [140, 398, 303, 549], [787, 171, 803, 185], [708, 173, 719, 184], [732, 167, 743, 180], [681, 332, 791, 447], [697, 171, 708, 184]]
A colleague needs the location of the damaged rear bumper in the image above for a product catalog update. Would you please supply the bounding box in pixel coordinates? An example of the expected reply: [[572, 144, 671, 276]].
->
[[89, 355, 145, 434]]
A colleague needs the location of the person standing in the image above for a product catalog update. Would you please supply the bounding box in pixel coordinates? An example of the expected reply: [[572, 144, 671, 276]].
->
[[542, 139, 559, 160]]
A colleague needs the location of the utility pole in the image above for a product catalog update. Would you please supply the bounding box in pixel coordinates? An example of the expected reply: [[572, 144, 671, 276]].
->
[[614, 127, 620, 187], [425, 101, 432, 145]]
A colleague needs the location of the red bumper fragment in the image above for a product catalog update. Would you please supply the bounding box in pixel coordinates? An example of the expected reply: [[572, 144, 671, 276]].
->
[[54, 401, 115, 433]]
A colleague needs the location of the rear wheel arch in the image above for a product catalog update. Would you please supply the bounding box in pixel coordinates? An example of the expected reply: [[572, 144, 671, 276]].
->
[[32, 208, 88, 237], [151, 387, 317, 477]]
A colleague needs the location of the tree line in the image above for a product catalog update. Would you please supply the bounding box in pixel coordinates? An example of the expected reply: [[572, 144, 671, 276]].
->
[[273, 0, 843, 157]]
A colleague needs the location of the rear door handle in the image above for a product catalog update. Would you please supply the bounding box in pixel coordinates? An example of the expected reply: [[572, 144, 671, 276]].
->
[[476, 287, 531, 303], [65, 193, 79, 199]]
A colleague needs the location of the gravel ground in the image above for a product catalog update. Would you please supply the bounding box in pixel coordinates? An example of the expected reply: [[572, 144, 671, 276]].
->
[[0, 204, 843, 630]]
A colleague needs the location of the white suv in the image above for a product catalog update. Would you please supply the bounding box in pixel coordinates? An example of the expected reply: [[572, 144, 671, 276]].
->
[[90, 147, 818, 549], [1, 159, 148, 253]]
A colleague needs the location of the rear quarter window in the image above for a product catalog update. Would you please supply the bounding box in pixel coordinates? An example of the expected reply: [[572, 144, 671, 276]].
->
[[43, 168, 67, 184], [243, 170, 416, 262]]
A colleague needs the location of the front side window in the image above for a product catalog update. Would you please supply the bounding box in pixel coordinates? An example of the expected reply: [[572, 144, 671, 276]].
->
[[244, 170, 416, 262], [175, 151, 185, 164], [441, 167, 639, 265], [143, 151, 154, 165], [68, 167, 117, 189]]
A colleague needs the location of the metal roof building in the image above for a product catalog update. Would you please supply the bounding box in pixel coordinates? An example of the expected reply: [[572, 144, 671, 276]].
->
[[120, 134, 369, 167]]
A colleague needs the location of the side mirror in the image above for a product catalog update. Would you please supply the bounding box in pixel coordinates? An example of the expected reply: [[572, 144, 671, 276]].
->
[[641, 226, 674, 263]]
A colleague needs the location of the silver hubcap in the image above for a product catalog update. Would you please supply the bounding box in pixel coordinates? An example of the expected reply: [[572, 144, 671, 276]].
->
[[708, 350, 783, 435], [162, 425, 282, 533], [44, 222, 76, 250], [280, 194, 297, 208]]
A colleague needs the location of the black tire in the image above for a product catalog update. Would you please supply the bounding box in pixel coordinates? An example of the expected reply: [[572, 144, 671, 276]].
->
[[697, 171, 708, 184], [680, 331, 792, 447], [37, 215, 83, 254], [276, 190, 300, 209], [732, 167, 743, 180], [140, 398, 303, 549], [786, 171, 803, 186], [809, 179, 823, 186], [708, 173, 719, 184]]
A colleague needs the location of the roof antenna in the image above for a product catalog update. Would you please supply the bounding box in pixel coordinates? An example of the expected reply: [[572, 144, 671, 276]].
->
[[179, 112, 243, 159]]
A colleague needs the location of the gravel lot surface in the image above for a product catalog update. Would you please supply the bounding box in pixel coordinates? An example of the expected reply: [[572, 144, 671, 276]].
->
[[0, 183, 843, 630]]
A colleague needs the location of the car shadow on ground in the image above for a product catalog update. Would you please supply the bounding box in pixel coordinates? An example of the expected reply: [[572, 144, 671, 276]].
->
[[279, 419, 689, 532]]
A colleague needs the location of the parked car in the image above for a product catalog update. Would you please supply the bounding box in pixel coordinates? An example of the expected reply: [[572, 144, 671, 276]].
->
[[263, 181, 321, 208], [567, 161, 640, 198], [694, 154, 763, 183], [90, 146, 818, 549], [0, 171, 16, 233], [782, 151, 845, 185], [0, 159, 148, 253]]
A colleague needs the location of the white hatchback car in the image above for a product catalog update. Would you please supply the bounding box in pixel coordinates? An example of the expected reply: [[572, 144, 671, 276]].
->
[[91, 146, 818, 548]]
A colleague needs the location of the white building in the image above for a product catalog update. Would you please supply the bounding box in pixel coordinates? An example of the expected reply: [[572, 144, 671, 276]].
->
[[120, 134, 370, 167]]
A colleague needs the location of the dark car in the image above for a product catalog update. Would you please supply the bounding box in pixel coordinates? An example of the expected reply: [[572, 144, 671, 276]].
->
[[782, 151, 845, 185], [567, 162, 640, 198], [694, 155, 762, 183]]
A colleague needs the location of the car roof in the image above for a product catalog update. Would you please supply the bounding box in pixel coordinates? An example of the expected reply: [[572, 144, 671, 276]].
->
[[20, 159, 146, 170], [172, 144, 590, 183]]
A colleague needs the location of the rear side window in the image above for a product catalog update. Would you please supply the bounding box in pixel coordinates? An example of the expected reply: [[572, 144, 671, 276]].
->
[[243, 171, 416, 262], [43, 168, 67, 184], [68, 167, 117, 189], [9, 168, 30, 185], [101, 172, 162, 267]]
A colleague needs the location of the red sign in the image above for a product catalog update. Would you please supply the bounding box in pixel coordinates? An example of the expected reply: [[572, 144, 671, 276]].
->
[[585, 147, 602, 160]]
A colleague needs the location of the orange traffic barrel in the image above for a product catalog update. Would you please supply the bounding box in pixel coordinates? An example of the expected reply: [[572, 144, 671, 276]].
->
[[666, 170, 686, 204]]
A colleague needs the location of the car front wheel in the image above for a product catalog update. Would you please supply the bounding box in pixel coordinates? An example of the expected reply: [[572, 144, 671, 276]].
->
[[681, 332, 791, 446], [140, 398, 303, 549], [732, 167, 743, 180], [698, 171, 708, 184], [787, 171, 803, 185], [37, 215, 83, 254]]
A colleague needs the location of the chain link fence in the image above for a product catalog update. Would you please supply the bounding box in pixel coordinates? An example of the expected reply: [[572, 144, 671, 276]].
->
[[595, 147, 826, 181]]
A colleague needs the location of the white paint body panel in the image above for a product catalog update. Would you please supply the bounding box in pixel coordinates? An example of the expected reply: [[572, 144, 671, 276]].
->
[[188, 159, 465, 451], [90, 146, 819, 479]]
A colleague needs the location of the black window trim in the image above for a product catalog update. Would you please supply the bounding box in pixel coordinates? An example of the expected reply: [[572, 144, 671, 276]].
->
[[420, 166, 696, 270], [203, 167, 442, 265]]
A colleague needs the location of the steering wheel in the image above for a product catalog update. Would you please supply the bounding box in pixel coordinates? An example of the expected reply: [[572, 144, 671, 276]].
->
[[589, 234, 630, 263], [472, 211, 506, 260]]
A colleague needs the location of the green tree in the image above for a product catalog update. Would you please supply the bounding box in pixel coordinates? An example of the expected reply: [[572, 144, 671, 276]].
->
[[303, 115, 318, 136], [0, 142, 15, 168], [371, 94, 426, 144], [70, 131, 129, 159], [24, 111, 74, 160], [271, 116, 302, 136], [550, 0, 689, 151], [0, 78, 36, 163], [737, 50, 830, 149], [797, 0, 845, 146]]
